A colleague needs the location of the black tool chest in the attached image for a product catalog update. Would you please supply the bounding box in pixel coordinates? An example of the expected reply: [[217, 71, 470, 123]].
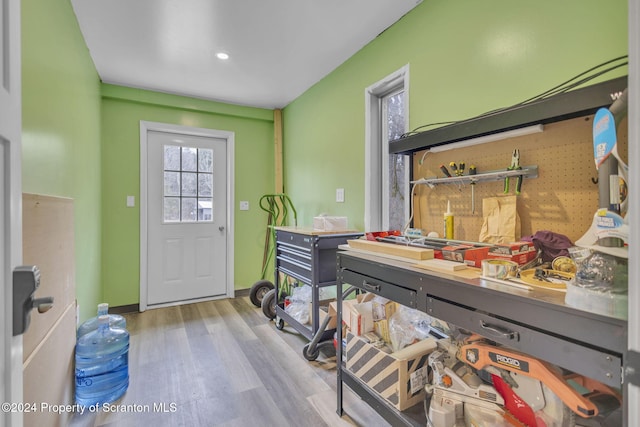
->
[[335, 250, 628, 426], [274, 227, 362, 342]]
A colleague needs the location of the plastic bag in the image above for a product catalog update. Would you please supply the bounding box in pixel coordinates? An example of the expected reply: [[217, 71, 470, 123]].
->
[[285, 285, 312, 324], [388, 305, 432, 352]]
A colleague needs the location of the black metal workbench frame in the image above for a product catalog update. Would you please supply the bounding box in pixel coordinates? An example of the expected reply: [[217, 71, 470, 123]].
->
[[335, 250, 628, 426]]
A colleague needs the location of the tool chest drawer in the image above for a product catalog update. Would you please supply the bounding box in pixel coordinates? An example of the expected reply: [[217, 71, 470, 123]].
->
[[276, 230, 362, 285], [277, 230, 315, 250], [276, 242, 313, 283], [340, 270, 418, 310], [426, 295, 622, 388]]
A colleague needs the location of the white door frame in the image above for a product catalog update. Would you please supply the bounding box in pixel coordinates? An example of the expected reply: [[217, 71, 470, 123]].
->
[[627, 0, 639, 423], [139, 121, 235, 311], [364, 64, 410, 231], [1, 0, 24, 423], [0, 0, 23, 427]]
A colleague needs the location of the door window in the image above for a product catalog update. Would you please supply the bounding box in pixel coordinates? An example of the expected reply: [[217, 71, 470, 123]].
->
[[163, 145, 213, 222]]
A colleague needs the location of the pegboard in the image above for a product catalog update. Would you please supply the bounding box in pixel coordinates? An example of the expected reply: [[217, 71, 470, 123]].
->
[[411, 115, 628, 243]]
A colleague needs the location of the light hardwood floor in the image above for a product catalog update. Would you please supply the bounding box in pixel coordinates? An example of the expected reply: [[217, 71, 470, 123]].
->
[[69, 296, 390, 427]]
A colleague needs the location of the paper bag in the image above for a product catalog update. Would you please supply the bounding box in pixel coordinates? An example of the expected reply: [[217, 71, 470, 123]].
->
[[479, 196, 521, 243]]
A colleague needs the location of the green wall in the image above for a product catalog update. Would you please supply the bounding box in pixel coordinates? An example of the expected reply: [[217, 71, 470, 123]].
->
[[21, 0, 628, 315], [21, 0, 102, 322], [282, 0, 628, 230], [101, 85, 274, 307]]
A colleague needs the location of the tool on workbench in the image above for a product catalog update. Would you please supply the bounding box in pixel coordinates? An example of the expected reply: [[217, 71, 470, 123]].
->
[[426, 334, 622, 427], [440, 164, 452, 178], [504, 149, 523, 195], [449, 161, 465, 176], [469, 165, 477, 214], [458, 337, 621, 425]]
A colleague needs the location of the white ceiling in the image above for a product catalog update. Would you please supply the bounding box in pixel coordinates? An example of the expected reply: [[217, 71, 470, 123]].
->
[[71, 0, 422, 109]]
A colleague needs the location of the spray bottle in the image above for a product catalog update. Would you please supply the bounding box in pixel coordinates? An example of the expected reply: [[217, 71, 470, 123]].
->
[[444, 200, 454, 239]]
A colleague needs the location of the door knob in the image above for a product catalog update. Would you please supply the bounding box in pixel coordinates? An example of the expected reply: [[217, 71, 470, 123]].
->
[[34, 297, 54, 314], [219, 226, 225, 231], [13, 266, 54, 336]]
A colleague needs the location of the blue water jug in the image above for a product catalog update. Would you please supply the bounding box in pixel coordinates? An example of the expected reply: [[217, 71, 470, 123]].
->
[[75, 315, 129, 406], [77, 303, 126, 338]]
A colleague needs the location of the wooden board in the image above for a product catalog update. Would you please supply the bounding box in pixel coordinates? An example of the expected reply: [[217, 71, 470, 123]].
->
[[339, 244, 428, 264], [274, 226, 360, 235], [23, 304, 76, 427], [413, 260, 482, 279], [347, 239, 434, 260], [22, 193, 76, 361], [22, 193, 76, 427], [414, 258, 467, 271], [274, 109, 284, 194]]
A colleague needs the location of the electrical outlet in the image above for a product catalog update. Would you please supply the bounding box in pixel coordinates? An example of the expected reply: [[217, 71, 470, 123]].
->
[[336, 188, 345, 203], [126, 196, 135, 207], [240, 201, 250, 210]]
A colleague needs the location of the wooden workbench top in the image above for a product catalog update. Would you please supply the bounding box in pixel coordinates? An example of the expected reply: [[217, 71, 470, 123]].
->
[[274, 226, 361, 236]]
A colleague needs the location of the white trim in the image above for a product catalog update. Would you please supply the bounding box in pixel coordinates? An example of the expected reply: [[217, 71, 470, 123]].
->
[[139, 121, 235, 312], [1, 0, 24, 421], [364, 64, 410, 231], [627, 0, 639, 424], [144, 294, 230, 311]]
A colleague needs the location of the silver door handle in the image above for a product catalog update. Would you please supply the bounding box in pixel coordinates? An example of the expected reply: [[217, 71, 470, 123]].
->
[[219, 226, 225, 231]]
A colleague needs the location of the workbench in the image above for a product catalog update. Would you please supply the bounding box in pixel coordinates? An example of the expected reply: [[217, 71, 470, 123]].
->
[[335, 250, 628, 426]]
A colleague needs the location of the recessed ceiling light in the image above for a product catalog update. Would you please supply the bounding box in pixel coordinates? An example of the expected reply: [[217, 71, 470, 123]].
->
[[216, 52, 229, 60]]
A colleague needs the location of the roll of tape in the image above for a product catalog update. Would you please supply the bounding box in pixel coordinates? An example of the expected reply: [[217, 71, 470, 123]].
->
[[482, 259, 518, 280]]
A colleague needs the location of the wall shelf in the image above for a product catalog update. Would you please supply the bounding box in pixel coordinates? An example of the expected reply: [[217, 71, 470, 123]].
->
[[412, 165, 538, 187], [390, 76, 627, 155]]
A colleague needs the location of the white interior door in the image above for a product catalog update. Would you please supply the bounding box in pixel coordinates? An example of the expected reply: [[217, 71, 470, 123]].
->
[[141, 122, 234, 309], [1, 0, 24, 424]]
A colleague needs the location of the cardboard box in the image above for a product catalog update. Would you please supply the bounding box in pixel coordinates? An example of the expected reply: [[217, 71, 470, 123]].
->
[[309, 300, 337, 330], [488, 242, 532, 255], [346, 332, 437, 411], [313, 216, 348, 231], [348, 301, 374, 336], [331, 293, 375, 336], [371, 296, 397, 321], [374, 319, 391, 344], [486, 248, 537, 266], [441, 245, 490, 268]]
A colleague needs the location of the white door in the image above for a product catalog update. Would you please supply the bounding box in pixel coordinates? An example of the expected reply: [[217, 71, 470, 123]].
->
[[1, 0, 24, 424], [628, 0, 639, 424], [140, 122, 234, 309]]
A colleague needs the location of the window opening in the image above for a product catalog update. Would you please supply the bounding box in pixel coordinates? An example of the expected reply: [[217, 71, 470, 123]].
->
[[163, 145, 213, 222], [365, 65, 409, 232], [383, 89, 407, 231]]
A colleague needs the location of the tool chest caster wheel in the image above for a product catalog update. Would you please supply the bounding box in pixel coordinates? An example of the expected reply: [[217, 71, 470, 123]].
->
[[261, 289, 277, 320], [249, 279, 274, 307], [303, 343, 319, 361]]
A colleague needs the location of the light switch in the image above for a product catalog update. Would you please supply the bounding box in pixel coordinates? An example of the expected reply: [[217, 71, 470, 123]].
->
[[126, 196, 135, 207], [240, 201, 250, 211], [336, 188, 345, 203]]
